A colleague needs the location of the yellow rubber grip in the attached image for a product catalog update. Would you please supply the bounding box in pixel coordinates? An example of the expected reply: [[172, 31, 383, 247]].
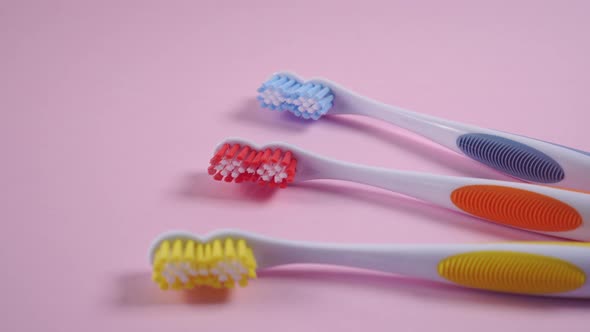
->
[[437, 251, 586, 294]]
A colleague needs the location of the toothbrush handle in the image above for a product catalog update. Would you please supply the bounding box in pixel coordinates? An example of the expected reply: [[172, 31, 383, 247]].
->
[[326, 80, 590, 191], [296, 242, 590, 298], [317, 160, 590, 240]]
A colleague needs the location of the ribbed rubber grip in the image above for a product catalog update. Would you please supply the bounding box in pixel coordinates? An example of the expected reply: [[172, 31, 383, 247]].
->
[[438, 251, 586, 294], [450, 185, 582, 232], [457, 133, 564, 183]]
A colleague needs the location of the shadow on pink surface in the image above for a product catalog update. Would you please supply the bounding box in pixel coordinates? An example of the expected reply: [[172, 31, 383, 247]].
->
[[112, 270, 590, 309], [114, 272, 231, 306], [229, 99, 311, 133], [259, 267, 590, 308], [177, 172, 277, 202]]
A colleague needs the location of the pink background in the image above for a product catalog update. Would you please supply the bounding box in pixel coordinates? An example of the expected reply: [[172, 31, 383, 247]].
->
[[2, 0, 590, 331]]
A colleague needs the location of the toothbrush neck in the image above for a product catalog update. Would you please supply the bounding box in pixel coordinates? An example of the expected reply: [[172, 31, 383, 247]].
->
[[265, 242, 436, 280], [309, 158, 458, 209], [334, 96, 464, 152]]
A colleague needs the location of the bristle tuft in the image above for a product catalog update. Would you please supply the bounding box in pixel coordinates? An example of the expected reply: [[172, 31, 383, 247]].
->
[[208, 143, 297, 187], [257, 74, 334, 120], [152, 238, 257, 290]]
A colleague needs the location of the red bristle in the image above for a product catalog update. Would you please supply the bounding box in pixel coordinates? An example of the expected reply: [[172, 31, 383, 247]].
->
[[270, 149, 282, 163], [211, 144, 230, 164], [279, 182, 288, 189], [258, 179, 267, 186], [280, 151, 292, 166], [235, 174, 244, 183], [268, 181, 277, 188], [286, 159, 297, 174], [213, 173, 223, 181], [207, 166, 217, 175], [236, 146, 251, 161], [226, 144, 241, 159], [261, 149, 272, 163], [286, 159, 297, 183], [224, 175, 234, 182], [251, 151, 264, 167], [243, 150, 257, 166]]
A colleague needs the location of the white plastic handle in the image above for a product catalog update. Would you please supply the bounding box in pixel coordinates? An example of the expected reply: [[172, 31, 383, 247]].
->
[[150, 230, 590, 298]]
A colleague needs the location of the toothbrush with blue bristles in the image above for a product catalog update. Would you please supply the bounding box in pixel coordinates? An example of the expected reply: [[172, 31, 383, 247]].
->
[[256, 72, 590, 191]]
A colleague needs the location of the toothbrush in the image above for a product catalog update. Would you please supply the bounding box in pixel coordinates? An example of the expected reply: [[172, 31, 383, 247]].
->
[[207, 137, 590, 241], [256, 72, 590, 191], [149, 229, 590, 298]]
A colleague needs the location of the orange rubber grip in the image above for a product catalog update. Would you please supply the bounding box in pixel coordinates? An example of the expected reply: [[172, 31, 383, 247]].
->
[[450, 185, 582, 232]]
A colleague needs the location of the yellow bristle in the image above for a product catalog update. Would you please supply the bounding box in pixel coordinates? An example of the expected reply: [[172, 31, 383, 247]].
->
[[212, 240, 223, 262], [171, 280, 183, 290], [203, 243, 214, 273], [244, 247, 258, 269], [224, 238, 236, 259], [195, 244, 206, 273], [154, 241, 171, 264], [152, 271, 163, 283], [152, 236, 258, 291], [152, 263, 165, 273], [237, 239, 247, 258], [204, 243, 212, 263], [184, 240, 195, 261], [172, 240, 183, 262], [249, 267, 257, 277], [196, 243, 205, 261]]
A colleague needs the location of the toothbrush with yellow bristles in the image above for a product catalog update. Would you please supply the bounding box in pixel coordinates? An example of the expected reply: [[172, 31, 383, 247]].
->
[[150, 230, 590, 298]]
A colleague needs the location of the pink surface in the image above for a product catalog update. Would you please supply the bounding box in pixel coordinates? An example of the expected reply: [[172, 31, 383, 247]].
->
[[2, 0, 590, 331]]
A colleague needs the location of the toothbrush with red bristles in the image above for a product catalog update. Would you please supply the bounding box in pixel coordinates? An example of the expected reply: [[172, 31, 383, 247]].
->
[[208, 141, 297, 188], [208, 137, 590, 241]]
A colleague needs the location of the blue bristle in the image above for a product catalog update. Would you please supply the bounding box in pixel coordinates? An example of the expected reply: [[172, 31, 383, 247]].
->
[[319, 95, 333, 106], [267, 75, 281, 83], [307, 84, 322, 96], [275, 76, 288, 85], [257, 75, 335, 120], [279, 79, 295, 90], [297, 83, 314, 95], [316, 86, 331, 99], [456, 133, 565, 183]]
